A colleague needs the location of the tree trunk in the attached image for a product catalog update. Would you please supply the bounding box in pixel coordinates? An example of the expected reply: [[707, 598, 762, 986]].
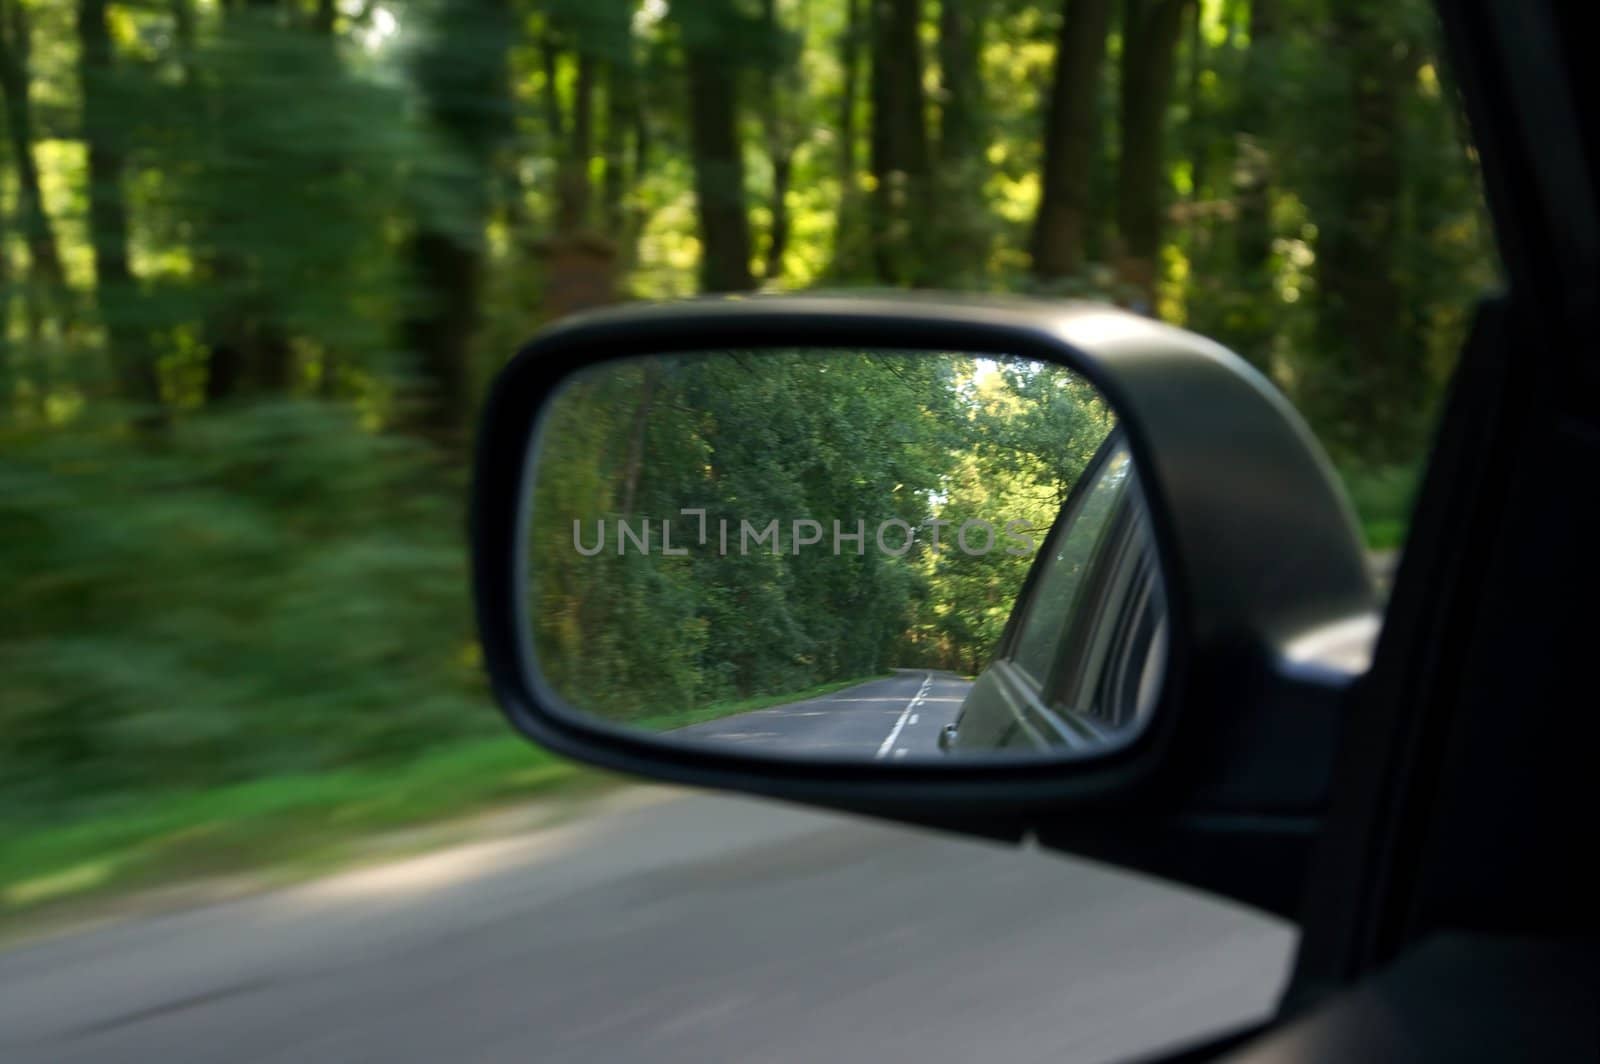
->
[[0, 213, 11, 395], [759, 0, 797, 282], [839, 0, 861, 191], [680, 1, 755, 293], [627, 48, 652, 250], [1308, 5, 1420, 464], [202, 1, 296, 400], [544, 37, 595, 236], [933, 0, 988, 283], [619, 365, 661, 520], [936, 0, 984, 167], [204, 340, 244, 403], [830, 0, 867, 276], [203, 312, 292, 401], [765, 150, 794, 282], [78, 0, 163, 414], [868, 0, 932, 285], [562, 51, 595, 233], [1116, 0, 1193, 309], [401, 0, 512, 448], [182, 1, 243, 403], [540, 32, 566, 147], [601, 57, 630, 241], [1230, 0, 1278, 371], [1182, 0, 1202, 224], [0, 1, 67, 297], [1031, 0, 1114, 282], [403, 230, 480, 441], [313, 0, 335, 35]]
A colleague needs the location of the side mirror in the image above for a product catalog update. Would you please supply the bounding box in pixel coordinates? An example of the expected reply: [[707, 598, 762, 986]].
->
[[472, 295, 1378, 915]]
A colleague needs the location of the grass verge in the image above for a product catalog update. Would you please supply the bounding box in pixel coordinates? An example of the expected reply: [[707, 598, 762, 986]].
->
[[0, 673, 893, 936], [1340, 463, 1421, 552], [0, 738, 607, 933]]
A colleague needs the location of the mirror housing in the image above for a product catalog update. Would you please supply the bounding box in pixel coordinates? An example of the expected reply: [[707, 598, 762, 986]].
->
[[472, 295, 1378, 915]]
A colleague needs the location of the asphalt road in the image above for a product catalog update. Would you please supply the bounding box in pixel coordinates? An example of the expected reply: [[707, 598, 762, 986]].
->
[[677, 669, 973, 758], [0, 788, 1295, 1064]]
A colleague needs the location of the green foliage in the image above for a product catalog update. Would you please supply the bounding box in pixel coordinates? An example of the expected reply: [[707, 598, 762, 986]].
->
[[0, 0, 1496, 879], [527, 352, 1112, 719], [0, 402, 493, 819], [1, 736, 589, 921], [901, 361, 1113, 672], [1341, 461, 1422, 551]]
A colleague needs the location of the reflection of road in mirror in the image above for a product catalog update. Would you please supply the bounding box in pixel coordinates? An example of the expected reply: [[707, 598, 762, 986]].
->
[[674, 669, 973, 759]]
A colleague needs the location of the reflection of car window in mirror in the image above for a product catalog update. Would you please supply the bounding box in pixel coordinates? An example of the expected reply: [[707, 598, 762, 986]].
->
[[940, 434, 1168, 755], [523, 348, 1164, 764], [1048, 454, 1166, 732], [1009, 443, 1134, 688]]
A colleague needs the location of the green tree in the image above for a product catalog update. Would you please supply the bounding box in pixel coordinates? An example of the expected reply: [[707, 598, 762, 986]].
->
[[868, 0, 932, 284], [401, 0, 514, 446], [0, 0, 68, 341], [1116, 0, 1194, 308], [1302, 2, 1424, 463], [1031, 0, 1114, 283], [77, 0, 159, 415], [676, 0, 756, 292], [0, 0, 1501, 842]]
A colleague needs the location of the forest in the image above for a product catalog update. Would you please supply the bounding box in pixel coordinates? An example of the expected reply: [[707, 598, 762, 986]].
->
[[0, 1, 1494, 831], [528, 351, 1110, 723]]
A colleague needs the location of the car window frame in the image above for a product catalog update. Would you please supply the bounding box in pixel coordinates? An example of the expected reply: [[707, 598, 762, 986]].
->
[[1051, 489, 1164, 730], [994, 427, 1133, 696]]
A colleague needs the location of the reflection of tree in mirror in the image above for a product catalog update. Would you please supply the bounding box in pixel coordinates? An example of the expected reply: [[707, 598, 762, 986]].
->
[[527, 350, 1114, 726]]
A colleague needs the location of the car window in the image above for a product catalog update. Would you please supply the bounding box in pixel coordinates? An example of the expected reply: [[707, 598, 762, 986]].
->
[[1052, 498, 1166, 730], [1010, 441, 1135, 688]]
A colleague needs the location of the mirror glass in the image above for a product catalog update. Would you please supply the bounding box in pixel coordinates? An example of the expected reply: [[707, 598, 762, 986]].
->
[[524, 349, 1167, 762]]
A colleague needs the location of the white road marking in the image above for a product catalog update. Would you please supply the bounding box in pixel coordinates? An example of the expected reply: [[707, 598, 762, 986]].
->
[[893, 748, 909, 759], [876, 672, 931, 759], [909, 714, 919, 725]]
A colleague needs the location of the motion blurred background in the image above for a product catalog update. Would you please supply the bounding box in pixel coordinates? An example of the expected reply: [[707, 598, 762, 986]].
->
[[1, 0, 1491, 1058]]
